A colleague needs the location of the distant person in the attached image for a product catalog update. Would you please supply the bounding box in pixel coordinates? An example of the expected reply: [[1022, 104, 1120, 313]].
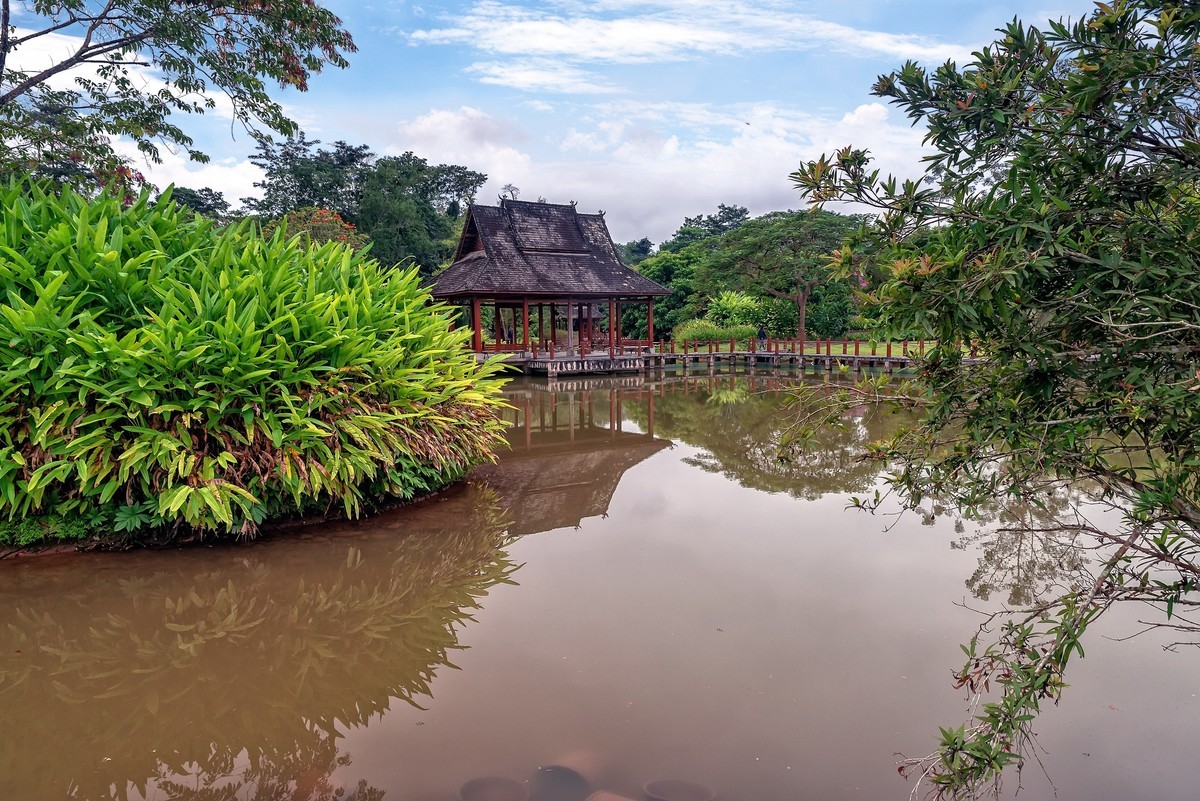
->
[[757, 325, 767, 347]]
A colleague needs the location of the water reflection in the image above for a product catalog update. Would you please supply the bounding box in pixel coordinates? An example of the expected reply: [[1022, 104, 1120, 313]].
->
[[0, 494, 515, 800], [952, 490, 1094, 606], [0, 374, 1183, 801], [583, 373, 907, 500], [477, 380, 670, 535]]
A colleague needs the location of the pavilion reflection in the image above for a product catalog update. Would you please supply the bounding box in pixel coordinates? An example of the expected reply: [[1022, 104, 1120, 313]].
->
[[472, 380, 671, 536], [482, 372, 903, 507]]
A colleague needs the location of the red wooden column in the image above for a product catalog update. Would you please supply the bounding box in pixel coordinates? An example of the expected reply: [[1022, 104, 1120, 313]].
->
[[471, 298, 482, 352], [567, 298, 575, 356], [608, 298, 616, 357], [647, 298, 655, 347], [616, 300, 623, 352], [522, 298, 530, 351], [586, 303, 594, 352]]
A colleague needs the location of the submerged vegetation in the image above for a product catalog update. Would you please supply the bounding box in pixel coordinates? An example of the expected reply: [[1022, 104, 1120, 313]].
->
[[0, 182, 506, 548]]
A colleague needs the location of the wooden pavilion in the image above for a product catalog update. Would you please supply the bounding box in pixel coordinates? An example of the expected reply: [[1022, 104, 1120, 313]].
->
[[429, 199, 669, 358]]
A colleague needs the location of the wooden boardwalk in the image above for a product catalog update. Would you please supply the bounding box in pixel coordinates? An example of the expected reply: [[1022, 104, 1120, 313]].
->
[[480, 338, 957, 377]]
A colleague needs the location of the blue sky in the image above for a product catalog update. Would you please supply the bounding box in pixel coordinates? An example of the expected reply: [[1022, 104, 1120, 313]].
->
[[130, 0, 1078, 243]]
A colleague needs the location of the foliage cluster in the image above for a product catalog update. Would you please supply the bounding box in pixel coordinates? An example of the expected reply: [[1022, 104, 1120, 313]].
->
[[791, 1, 1200, 795], [670, 319, 757, 346], [627, 207, 868, 339], [704, 290, 762, 328], [0, 181, 506, 547], [0, 0, 354, 187], [241, 135, 485, 274], [261, 206, 369, 249]]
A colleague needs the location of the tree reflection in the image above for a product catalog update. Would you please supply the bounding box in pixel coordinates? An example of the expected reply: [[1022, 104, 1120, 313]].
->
[[623, 374, 910, 500], [951, 489, 1094, 607], [620, 372, 1091, 606], [0, 488, 515, 800]]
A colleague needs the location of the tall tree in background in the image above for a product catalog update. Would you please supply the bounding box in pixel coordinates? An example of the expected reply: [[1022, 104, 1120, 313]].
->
[[0, 0, 355, 184], [247, 137, 485, 274], [424, 163, 488, 217], [659, 203, 749, 252], [356, 153, 453, 273], [618, 237, 654, 265], [792, 2, 1200, 796], [697, 210, 865, 337], [244, 135, 372, 219], [169, 186, 230, 219]]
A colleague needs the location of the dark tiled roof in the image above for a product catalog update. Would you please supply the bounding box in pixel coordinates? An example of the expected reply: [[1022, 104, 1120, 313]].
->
[[431, 200, 669, 298]]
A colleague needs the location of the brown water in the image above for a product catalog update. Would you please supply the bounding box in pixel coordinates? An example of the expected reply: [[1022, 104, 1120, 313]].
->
[[0, 374, 1194, 801]]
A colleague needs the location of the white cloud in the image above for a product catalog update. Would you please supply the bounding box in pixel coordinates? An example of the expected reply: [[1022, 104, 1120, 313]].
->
[[406, 0, 975, 81], [467, 59, 618, 94], [389, 106, 533, 190], [384, 101, 928, 242], [115, 140, 264, 206]]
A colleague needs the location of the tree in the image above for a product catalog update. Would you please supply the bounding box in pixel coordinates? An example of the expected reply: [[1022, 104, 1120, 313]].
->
[[245, 141, 485, 274], [244, 134, 373, 220], [169, 186, 230, 219], [682, 203, 750, 237], [697, 209, 865, 337], [425, 163, 486, 215], [626, 246, 705, 337], [659, 203, 748, 252], [356, 154, 454, 273], [0, 0, 355, 184], [790, 2, 1200, 796], [618, 236, 654, 265]]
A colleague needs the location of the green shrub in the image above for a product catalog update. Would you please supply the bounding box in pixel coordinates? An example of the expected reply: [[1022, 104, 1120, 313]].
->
[[704, 290, 762, 328], [672, 319, 757, 345], [807, 281, 853, 338], [762, 298, 799, 337], [0, 182, 507, 546], [673, 318, 719, 343]]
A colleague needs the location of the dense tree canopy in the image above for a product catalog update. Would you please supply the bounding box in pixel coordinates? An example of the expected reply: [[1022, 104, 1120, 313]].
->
[[170, 186, 230, 219], [627, 206, 866, 338], [618, 236, 654, 265], [245, 136, 485, 274], [245, 134, 372, 220], [791, 1, 1200, 796], [693, 209, 867, 337], [0, 0, 355, 184], [659, 202, 749, 253]]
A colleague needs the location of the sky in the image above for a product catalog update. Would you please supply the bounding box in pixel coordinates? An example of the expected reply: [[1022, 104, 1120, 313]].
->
[[45, 1, 1079, 244]]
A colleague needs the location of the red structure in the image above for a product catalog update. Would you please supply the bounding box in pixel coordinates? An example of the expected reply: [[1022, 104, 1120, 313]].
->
[[429, 200, 669, 357]]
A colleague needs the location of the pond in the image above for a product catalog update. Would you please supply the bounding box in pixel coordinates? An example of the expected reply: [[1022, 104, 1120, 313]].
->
[[0, 373, 1194, 801]]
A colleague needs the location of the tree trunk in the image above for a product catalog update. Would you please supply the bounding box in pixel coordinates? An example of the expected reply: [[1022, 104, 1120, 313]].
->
[[795, 291, 809, 339]]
